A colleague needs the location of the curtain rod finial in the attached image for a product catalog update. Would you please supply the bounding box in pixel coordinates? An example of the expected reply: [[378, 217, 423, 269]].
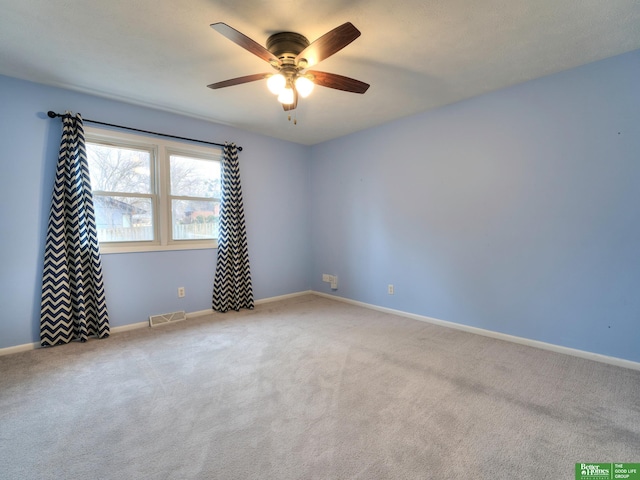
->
[[47, 111, 58, 118]]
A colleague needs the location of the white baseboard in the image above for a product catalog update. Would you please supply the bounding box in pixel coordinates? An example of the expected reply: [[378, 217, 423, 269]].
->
[[0, 342, 40, 356], [312, 291, 640, 372], [255, 290, 313, 305], [0, 291, 315, 356], [13, 289, 632, 371], [110, 321, 148, 333], [186, 309, 214, 319]]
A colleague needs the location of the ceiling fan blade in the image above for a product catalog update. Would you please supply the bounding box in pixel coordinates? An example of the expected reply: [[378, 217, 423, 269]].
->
[[295, 22, 361, 68], [211, 23, 281, 66], [282, 89, 298, 111], [207, 73, 269, 89], [307, 71, 370, 94]]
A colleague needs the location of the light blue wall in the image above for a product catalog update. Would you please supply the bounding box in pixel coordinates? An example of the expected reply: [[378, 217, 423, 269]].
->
[[0, 75, 311, 348], [2, 50, 639, 363], [310, 50, 640, 363]]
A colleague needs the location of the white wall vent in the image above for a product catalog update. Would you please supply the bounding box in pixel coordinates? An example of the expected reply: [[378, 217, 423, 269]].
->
[[149, 311, 187, 327]]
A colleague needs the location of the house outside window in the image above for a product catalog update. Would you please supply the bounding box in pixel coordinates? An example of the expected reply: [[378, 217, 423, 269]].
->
[[85, 126, 222, 253]]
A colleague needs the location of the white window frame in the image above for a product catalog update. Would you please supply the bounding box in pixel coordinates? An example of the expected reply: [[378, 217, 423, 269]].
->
[[85, 126, 222, 254]]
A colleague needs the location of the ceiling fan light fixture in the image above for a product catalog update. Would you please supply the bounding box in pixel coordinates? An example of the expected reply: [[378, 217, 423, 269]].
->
[[295, 76, 314, 98], [267, 73, 286, 95], [209, 22, 369, 113], [277, 87, 295, 105]]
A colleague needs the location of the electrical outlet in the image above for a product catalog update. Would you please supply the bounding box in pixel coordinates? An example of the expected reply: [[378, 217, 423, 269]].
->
[[330, 275, 338, 290], [178, 287, 185, 298], [388, 284, 394, 295]]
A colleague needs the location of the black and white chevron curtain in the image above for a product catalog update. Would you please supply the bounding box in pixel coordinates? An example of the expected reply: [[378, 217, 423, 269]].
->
[[40, 112, 110, 346], [212, 143, 254, 312]]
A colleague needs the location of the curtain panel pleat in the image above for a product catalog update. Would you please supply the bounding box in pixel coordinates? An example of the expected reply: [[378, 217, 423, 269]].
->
[[40, 112, 110, 346], [212, 143, 254, 312]]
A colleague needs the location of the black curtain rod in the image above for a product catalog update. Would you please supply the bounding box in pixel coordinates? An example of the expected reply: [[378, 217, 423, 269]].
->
[[47, 111, 243, 151]]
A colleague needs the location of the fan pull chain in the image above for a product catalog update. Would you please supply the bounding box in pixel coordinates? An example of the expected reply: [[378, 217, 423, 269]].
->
[[287, 113, 298, 125]]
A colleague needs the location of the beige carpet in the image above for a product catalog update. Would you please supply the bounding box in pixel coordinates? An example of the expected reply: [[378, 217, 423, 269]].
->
[[1, 294, 639, 479]]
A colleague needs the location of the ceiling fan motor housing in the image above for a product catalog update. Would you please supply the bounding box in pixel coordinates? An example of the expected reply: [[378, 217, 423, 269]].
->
[[266, 32, 310, 62]]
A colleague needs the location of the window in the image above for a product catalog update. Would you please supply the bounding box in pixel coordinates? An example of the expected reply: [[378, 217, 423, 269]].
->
[[85, 126, 222, 253], [168, 152, 221, 241]]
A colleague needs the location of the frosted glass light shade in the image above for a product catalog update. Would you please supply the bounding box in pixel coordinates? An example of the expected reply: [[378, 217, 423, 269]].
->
[[278, 87, 295, 105], [267, 74, 286, 95], [295, 76, 314, 98]]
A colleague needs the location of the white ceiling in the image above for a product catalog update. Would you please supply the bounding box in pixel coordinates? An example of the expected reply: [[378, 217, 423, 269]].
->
[[1, 0, 639, 145]]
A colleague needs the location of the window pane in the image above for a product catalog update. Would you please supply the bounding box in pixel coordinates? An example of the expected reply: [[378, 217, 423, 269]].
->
[[170, 155, 220, 198], [172, 199, 219, 240], [86, 143, 152, 194], [94, 195, 154, 242]]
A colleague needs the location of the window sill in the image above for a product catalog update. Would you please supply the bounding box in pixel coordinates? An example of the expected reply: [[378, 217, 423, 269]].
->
[[99, 241, 218, 255]]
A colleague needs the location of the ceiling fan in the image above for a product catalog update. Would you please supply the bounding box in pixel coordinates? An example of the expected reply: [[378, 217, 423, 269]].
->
[[207, 22, 370, 112]]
